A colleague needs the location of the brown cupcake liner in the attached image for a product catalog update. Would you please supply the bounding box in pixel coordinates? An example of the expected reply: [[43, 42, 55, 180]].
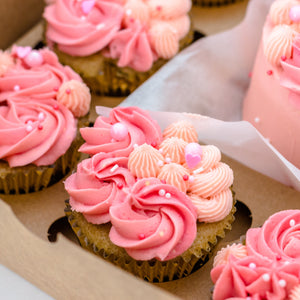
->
[[65, 193, 236, 283], [0, 131, 83, 195], [193, 0, 245, 7], [53, 27, 194, 97]]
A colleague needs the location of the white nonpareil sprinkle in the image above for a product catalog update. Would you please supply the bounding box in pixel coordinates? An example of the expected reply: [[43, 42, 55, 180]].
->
[[165, 157, 171, 164], [254, 117, 260, 123], [189, 175, 194, 182], [126, 9, 132, 15], [14, 85, 20, 91], [290, 219, 296, 227], [278, 279, 286, 288], [193, 167, 204, 175], [110, 164, 119, 173], [248, 263, 256, 269], [158, 189, 166, 197], [157, 160, 164, 167], [165, 193, 171, 199], [262, 274, 270, 282], [26, 125, 33, 132], [96, 23, 105, 30]]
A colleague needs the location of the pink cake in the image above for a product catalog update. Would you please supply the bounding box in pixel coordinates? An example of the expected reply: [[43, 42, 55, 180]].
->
[[243, 0, 300, 169], [211, 210, 300, 300]]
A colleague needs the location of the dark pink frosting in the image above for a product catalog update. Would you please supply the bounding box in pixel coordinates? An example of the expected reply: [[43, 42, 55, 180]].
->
[[211, 210, 300, 300], [0, 98, 76, 167], [109, 177, 197, 261], [64, 153, 136, 224], [0, 47, 81, 102], [79, 106, 162, 157], [44, 0, 124, 56]]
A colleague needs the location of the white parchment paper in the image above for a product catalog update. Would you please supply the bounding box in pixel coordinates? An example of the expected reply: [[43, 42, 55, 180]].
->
[[96, 0, 300, 191]]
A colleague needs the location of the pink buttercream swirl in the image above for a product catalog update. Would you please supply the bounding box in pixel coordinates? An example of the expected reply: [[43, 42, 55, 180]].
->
[[0, 47, 81, 102], [109, 177, 197, 261], [64, 153, 136, 224], [44, 0, 124, 56], [211, 210, 300, 300], [79, 106, 162, 157], [0, 98, 76, 167]]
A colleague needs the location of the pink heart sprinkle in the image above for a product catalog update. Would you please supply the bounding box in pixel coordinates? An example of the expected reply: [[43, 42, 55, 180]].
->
[[185, 153, 201, 168], [16, 46, 32, 58], [81, 0, 95, 15]]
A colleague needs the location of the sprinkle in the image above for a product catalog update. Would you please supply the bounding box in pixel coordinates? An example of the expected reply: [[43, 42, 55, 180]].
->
[[266, 70, 273, 76], [14, 85, 20, 91], [133, 144, 138, 149], [38, 112, 45, 121], [26, 125, 33, 132], [249, 263, 256, 269], [193, 167, 204, 175], [126, 9, 132, 15], [254, 117, 260, 123], [165, 193, 171, 199], [189, 175, 194, 183], [284, 261, 290, 265], [158, 189, 166, 196], [38, 124, 43, 130], [246, 297, 252, 300], [278, 279, 286, 288], [96, 23, 105, 30], [183, 175, 189, 181], [26, 120, 33, 125], [53, 87, 59, 92], [138, 234, 145, 240], [145, 181, 150, 186], [159, 231, 164, 237], [157, 160, 164, 167], [110, 164, 119, 173], [276, 255, 282, 261], [53, 104, 59, 110], [151, 141, 157, 148], [117, 183, 123, 189], [165, 157, 171, 164], [66, 88, 71, 94], [262, 274, 270, 282], [290, 219, 296, 227], [159, 149, 163, 153], [281, 55, 287, 61]]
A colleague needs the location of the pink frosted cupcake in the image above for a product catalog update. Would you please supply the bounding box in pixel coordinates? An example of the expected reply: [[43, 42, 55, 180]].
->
[[211, 210, 300, 300], [64, 106, 236, 282], [43, 0, 193, 95], [0, 46, 91, 194]]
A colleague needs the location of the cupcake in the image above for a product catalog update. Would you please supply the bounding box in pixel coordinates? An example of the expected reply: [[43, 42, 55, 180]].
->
[[0, 46, 91, 194], [64, 106, 236, 282], [211, 210, 300, 300], [43, 0, 194, 96]]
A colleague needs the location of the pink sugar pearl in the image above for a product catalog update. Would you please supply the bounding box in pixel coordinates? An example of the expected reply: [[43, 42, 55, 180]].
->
[[110, 123, 128, 141], [24, 50, 44, 68]]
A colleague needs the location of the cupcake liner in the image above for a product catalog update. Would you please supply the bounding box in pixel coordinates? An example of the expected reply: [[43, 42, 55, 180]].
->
[[193, 0, 245, 6], [0, 132, 83, 195], [65, 193, 236, 283], [53, 28, 194, 97]]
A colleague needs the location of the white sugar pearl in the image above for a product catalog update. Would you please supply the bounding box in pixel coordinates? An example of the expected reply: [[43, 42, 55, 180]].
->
[[278, 279, 286, 288], [158, 189, 166, 197], [262, 274, 270, 282], [290, 219, 296, 227], [165, 193, 171, 199], [249, 263, 256, 269]]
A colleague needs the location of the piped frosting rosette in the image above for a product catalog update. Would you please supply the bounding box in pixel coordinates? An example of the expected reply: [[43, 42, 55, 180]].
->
[[109, 178, 197, 261], [79, 106, 162, 156], [65, 152, 135, 224], [211, 210, 300, 300]]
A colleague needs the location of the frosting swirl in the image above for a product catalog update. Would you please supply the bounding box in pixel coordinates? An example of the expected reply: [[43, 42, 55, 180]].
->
[[109, 178, 197, 261], [163, 120, 198, 143], [79, 106, 162, 157], [0, 98, 76, 167], [64, 153, 136, 224]]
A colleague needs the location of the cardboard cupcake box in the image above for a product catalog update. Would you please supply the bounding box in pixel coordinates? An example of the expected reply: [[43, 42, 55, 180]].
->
[[1, 1, 300, 299]]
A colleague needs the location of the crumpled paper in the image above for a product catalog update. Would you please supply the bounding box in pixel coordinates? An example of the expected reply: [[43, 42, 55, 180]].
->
[[99, 0, 300, 190]]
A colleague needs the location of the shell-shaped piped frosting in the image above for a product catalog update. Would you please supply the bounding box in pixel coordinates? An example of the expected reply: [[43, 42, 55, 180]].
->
[[128, 143, 164, 178], [124, 0, 150, 25], [163, 120, 198, 143], [159, 137, 187, 164], [264, 24, 297, 66], [147, 0, 191, 19], [290, 285, 300, 300], [269, 0, 298, 26], [148, 21, 179, 59], [213, 243, 248, 268], [189, 189, 233, 223], [0, 51, 14, 76], [189, 163, 233, 198], [184, 145, 221, 174], [57, 80, 91, 117], [167, 15, 191, 40], [157, 163, 190, 193]]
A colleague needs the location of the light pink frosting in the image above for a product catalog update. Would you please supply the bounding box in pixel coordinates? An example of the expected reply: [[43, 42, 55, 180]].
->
[[269, 0, 298, 26], [44, 0, 124, 56], [211, 210, 300, 300], [0, 98, 76, 167], [64, 153, 136, 224], [79, 106, 162, 157], [0, 51, 15, 77], [44, 0, 191, 71], [109, 177, 197, 261], [0, 47, 82, 102], [163, 120, 198, 143]]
